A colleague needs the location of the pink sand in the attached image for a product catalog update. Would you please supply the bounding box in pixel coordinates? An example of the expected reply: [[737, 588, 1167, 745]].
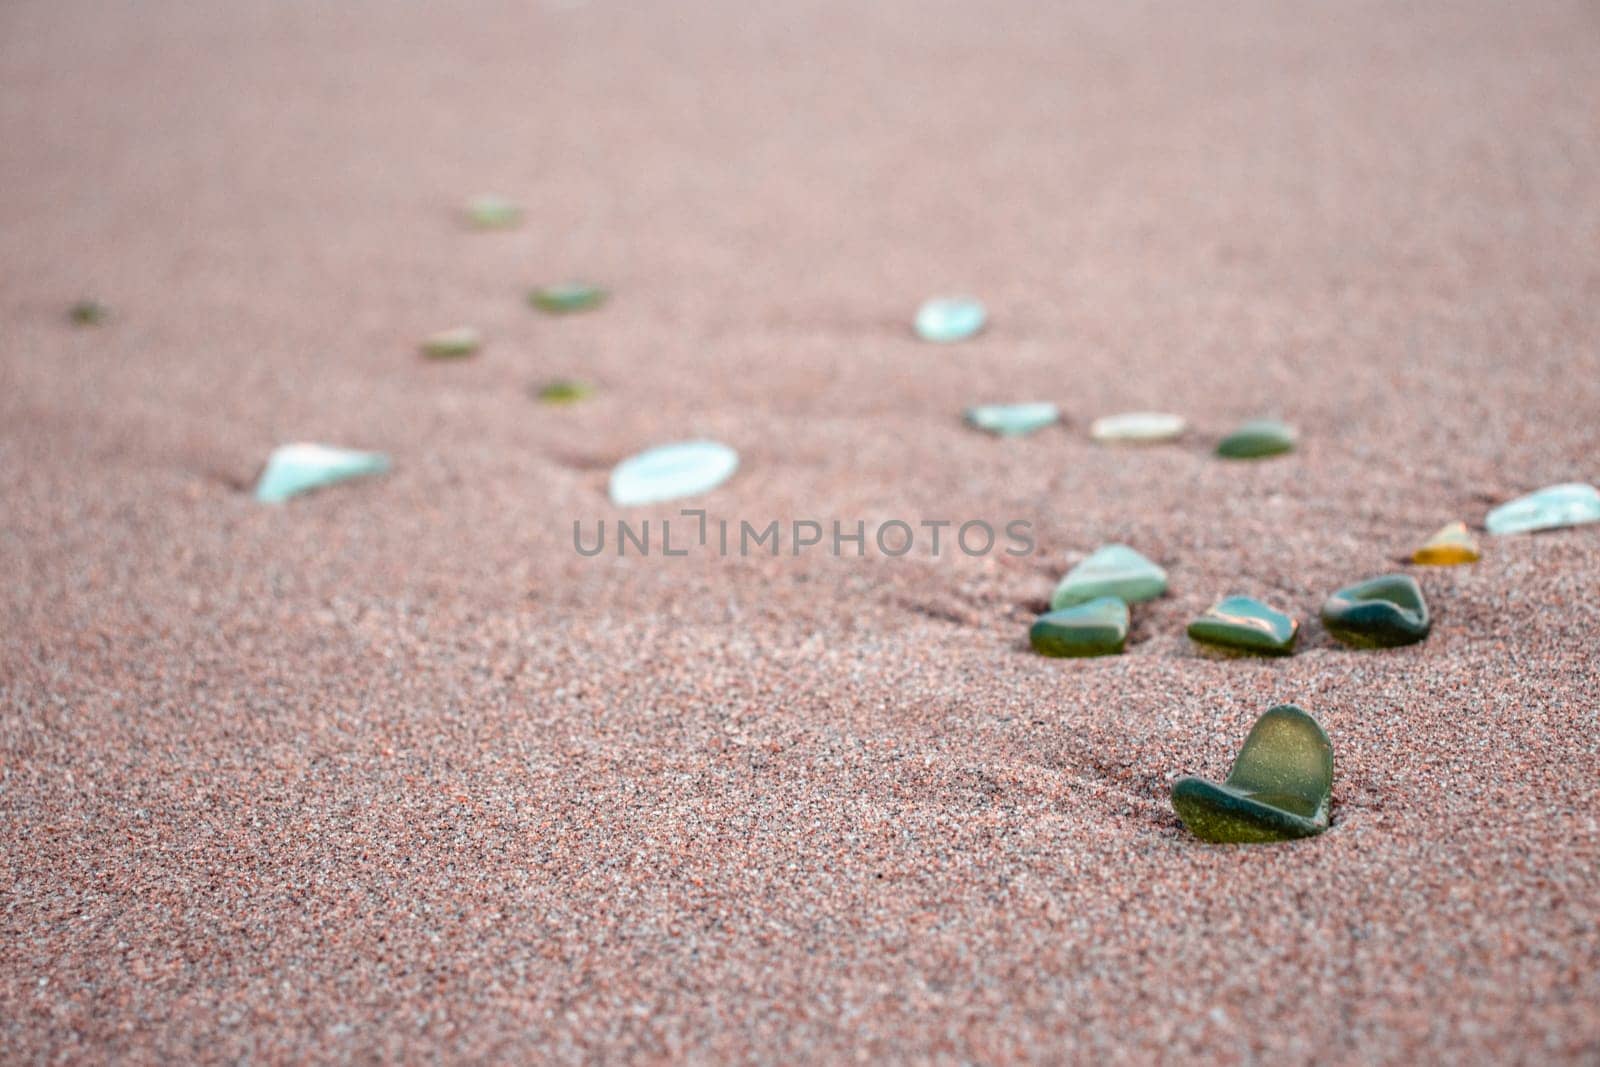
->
[[3, 0, 1599, 1060]]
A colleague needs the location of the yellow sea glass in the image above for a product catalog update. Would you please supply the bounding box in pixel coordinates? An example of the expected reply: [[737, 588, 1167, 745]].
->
[[1412, 521, 1479, 565]]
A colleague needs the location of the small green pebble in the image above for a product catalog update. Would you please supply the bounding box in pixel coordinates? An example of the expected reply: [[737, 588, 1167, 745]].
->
[[69, 300, 108, 326], [1171, 704, 1333, 844], [1216, 418, 1297, 459], [463, 196, 522, 229], [1028, 596, 1130, 658], [421, 327, 482, 359], [529, 283, 607, 314], [536, 379, 594, 404]]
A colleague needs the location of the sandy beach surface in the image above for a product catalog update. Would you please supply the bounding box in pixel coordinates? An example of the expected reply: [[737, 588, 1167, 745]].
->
[[4, 1, 1599, 1061]]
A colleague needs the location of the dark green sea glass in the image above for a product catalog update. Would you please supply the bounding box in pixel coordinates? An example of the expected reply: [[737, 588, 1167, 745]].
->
[[1216, 418, 1296, 459], [1171, 704, 1333, 844], [1320, 573, 1430, 648], [1187, 596, 1298, 656], [529, 283, 607, 314], [69, 300, 108, 326], [1028, 596, 1129, 658]]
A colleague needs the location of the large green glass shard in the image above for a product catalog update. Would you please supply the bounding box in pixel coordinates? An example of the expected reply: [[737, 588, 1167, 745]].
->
[[1028, 596, 1129, 657], [254, 444, 391, 503], [1090, 411, 1186, 445], [530, 283, 608, 314], [420, 326, 482, 359], [1320, 573, 1430, 648], [608, 440, 738, 506], [913, 297, 986, 343], [964, 402, 1059, 437], [1485, 483, 1600, 535], [1171, 704, 1333, 843], [463, 195, 523, 230], [1216, 418, 1297, 459], [1050, 544, 1167, 610], [1187, 596, 1298, 656]]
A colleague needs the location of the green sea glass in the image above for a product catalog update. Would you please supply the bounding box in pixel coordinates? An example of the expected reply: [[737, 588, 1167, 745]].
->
[[1485, 483, 1600, 535], [530, 283, 607, 314], [913, 297, 986, 343], [1050, 544, 1167, 610], [254, 443, 391, 503], [463, 195, 523, 229], [536, 379, 594, 404], [421, 326, 482, 359], [1320, 573, 1430, 648], [1216, 418, 1297, 459], [1187, 596, 1298, 656], [1028, 596, 1129, 658], [964, 402, 1059, 437], [1171, 704, 1333, 843], [69, 300, 108, 326]]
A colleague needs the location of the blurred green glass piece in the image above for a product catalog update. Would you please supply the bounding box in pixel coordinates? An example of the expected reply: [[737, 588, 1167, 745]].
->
[[1028, 596, 1129, 658], [536, 379, 594, 404], [1216, 418, 1297, 459], [964, 402, 1059, 437], [254, 443, 391, 503], [1320, 573, 1430, 648], [1050, 544, 1167, 610], [69, 300, 108, 326], [463, 195, 522, 229], [1485, 483, 1600, 535], [1171, 704, 1333, 843], [914, 297, 986, 343], [1090, 411, 1186, 444], [530, 283, 607, 314], [420, 326, 482, 359], [1187, 595, 1298, 656]]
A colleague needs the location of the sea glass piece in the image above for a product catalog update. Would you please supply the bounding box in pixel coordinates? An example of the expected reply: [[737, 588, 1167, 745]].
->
[[420, 327, 482, 359], [463, 195, 522, 229], [1050, 544, 1168, 610], [1412, 521, 1480, 565], [964, 402, 1059, 437], [1320, 573, 1430, 648], [254, 444, 391, 503], [913, 297, 986, 343], [1216, 418, 1297, 459], [609, 440, 738, 506], [1090, 412, 1186, 444], [1485, 483, 1600, 535], [1171, 704, 1333, 843], [69, 300, 108, 326], [1028, 596, 1129, 658], [1187, 596, 1298, 656], [530, 283, 607, 314], [536, 379, 594, 404]]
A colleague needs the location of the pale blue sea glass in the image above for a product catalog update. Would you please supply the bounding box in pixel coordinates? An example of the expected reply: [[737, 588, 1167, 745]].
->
[[254, 444, 391, 503], [964, 402, 1059, 437], [1485, 483, 1600, 535], [914, 297, 986, 343], [1050, 544, 1168, 610], [608, 441, 739, 506]]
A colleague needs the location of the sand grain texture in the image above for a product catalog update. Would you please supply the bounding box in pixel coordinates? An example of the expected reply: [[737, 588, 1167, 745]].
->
[[3, 1, 1599, 1062]]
